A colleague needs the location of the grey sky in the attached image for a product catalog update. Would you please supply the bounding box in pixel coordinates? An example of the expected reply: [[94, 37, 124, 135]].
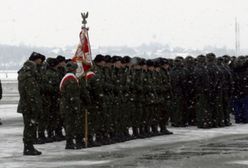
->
[[0, 0, 247, 49]]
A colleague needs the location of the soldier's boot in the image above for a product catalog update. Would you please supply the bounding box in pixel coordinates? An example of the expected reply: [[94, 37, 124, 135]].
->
[[46, 130, 55, 143], [144, 125, 151, 137], [87, 134, 101, 147], [109, 131, 117, 144], [65, 138, 76, 149], [124, 128, 132, 141], [23, 143, 42, 155], [94, 133, 103, 146], [118, 131, 126, 142], [87, 135, 94, 147], [138, 126, 146, 138], [55, 129, 65, 142], [132, 127, 139, 138], [101, 132, 111, 145], [160, 125, 173, 135], [151, 125, 159, 136], [75, 135, 85, 149], [36, 132, 46, 144]]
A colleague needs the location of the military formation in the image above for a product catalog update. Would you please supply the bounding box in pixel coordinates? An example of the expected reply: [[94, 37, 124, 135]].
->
[[17, 51, 248, 155], [0, 79, 2, 125]]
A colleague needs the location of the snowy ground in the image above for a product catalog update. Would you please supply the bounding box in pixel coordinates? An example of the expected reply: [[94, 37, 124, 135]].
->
[[1, 104, 248, 168], [1, 79, 248, 167]]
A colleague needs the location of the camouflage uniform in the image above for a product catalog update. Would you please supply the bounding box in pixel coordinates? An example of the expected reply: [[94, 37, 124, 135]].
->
[[44, 63, 60, 139], [170, 57, 187, 127], [17, 60, 42, 154], [206, 53, 224, 127], [60, 72, 81, 149], [194, 55, 211, 128]]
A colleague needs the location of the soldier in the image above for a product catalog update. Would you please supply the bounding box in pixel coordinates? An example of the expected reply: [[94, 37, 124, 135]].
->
[[217, 56, 232, 126], [232, 56, 248, 123], [133, 58, 146, 138], [194, 55, 211, 128], [55, 55, 67, 140], [150, 59, 160, 135], [0, 79, 2, 125], [120, 56, 133, 140], [102, 55, 116, 143], [170, 57, 187, 127], [206, 53, 224, 127], [60, 61, 81, 149], [111, 56, 127, 142], [44, 58, 61, 141], [86, 54, 106, 146], [184, 56, 196, 125], [77, 70, 91, 148], [159, 58, 173, 134], [17, 52, 43, 155], [34, 53, 47, 144]]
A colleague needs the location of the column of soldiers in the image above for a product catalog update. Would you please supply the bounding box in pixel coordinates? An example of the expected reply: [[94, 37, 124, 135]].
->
[[72, 55, 174, 148], [0, 79, 2, 125], [18, 51, 248, 155], [170, 53, 248, 128], [18, 52, 68, 155]]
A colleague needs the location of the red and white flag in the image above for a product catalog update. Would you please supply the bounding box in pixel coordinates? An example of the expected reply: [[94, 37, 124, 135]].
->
[[72, 27, 92, 77]]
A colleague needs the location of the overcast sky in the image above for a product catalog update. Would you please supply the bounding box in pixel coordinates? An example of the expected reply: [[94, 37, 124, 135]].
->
[[0, 0, 248, 49]]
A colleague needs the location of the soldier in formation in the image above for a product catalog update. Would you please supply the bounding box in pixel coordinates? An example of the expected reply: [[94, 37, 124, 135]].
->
[[19, 51, 248, 155], [0, 79, 2, 125]]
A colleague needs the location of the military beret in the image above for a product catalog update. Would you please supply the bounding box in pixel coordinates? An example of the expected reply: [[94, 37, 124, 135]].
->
[[66, 61, 78, 72], [56, 55, 66, 63]]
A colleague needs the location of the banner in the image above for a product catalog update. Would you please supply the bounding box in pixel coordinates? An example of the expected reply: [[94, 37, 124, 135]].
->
[[72, 27, 92, 77]]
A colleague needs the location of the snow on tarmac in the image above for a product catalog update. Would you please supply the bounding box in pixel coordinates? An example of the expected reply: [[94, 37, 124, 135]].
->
[[1, 104, 248, 167]]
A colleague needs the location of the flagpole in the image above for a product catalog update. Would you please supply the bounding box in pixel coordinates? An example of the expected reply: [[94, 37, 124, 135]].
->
[[85, 109, 88, 148], [81, 12, 89, 148]]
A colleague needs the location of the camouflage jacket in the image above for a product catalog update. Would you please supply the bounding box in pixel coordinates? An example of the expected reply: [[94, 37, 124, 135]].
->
[[17, 61, 42, 120]]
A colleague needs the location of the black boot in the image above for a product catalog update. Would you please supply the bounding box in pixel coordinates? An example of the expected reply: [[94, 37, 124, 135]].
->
[[46, 130, 55, 143], [36, 132, 46, 144], [151, 125, 159, 136], [55, 129, 65, 142], [132, 127, 139, 138], [23, 143, 42, 156], [161, 128, 173, 135], [75, 136, 85, 149], [65, 138, 76, 149]]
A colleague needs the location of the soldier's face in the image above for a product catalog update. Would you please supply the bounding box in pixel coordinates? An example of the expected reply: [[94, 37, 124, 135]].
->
[[148, 66, 154, 71], [162, 64, 169, 70], [114, 61, 122, 68], [34, 58, 43, 65], [59, 61, 66, 67]]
